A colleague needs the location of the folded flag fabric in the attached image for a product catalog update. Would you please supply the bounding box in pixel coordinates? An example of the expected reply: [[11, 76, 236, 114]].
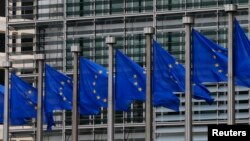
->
[[45, 64, 72, 130], [192, 29, 228, 83], [11, 73, 54, 129], [234, 19, 250, 87], [0, 84, 32, 125], [11, 73, 37, 119], [153, 40, 214, 104], [115, 49, 146, 111], [79, 58, 108, 115]]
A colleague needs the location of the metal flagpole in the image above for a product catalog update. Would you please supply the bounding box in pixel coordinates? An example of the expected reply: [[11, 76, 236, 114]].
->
[[1, 61, 12, 141], [71, 45, 80, 141], [183, 16, 194, 141], [35, 54, 45, 141], [106, 36, 116, 141], [3, 0, 10, 140], [62, 110, 66, 141], [224, 4, 237, 125], [144, 27, 155, 141]]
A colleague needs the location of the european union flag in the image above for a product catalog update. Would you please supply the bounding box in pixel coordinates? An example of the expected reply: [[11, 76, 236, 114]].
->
[[115, 49, 146, 111], [79, 58, 108, 115], [192, 29, 228, 83], [0, 85, 4, 123], [0, 84, 29, 125], [45, 64, 72, 112], [153, 40, 214, 104], [11, 73, 37, 119], [45, 64, 72, 130], [234, 19, 250, 87], [11, 73, 54, 129]]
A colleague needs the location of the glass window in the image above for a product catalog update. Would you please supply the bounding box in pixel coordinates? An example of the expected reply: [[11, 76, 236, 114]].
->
[[95, 0, 109, 16], [127, 0, 153, 13], [110, 0, 123, 15], [21, 36, 33, 52]]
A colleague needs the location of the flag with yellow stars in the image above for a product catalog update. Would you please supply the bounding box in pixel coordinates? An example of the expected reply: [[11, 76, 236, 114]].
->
[[10, 73, 54, 129], [45, 64, 72, 112], [153, 40, 214, 105], [192, 28, 228, 83], [0, 84, 29, 125], [234, 19, 250, 88], [45, 64, 72, 130], [79, 58, 108, 115], [115, 49, 146, 111], [11, 73, 38, 119]]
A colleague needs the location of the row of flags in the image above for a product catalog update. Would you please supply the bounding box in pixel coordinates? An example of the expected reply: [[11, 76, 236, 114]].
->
[[0, 18, 249, 130], [193, 19, 250, 88]]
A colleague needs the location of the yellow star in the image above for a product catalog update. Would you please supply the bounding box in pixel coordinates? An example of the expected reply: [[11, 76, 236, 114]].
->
[[213, 55, 217, 59], [138, 87, 142, 92], [168, 64, 173, 68], [99, 70, 103, 74], [29, 101, 33, 105], [59, 92, 63, 96], [215, 63, 219, 67], [218, 69, 223, 73], [93, 89, 96, 94], [28, 90, 32, 94], [97, 96, 100, 100], [93, 82, 96, 86], [143, 71, 146, 74], [175, 62, 179, 65], [61, 81, 65, 85], [134, 82, 138, 86], [67, 80, 71, 83], [63, 97, 67, 101], [95, 75, 98, 79], [103, 99, 107, 103], [133, 74, 137, 79], [34, 106, 37, 110], [59, 87, 63, 90]]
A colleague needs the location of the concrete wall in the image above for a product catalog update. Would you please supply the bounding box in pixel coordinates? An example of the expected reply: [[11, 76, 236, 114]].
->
[[0, 17, 5, 34]]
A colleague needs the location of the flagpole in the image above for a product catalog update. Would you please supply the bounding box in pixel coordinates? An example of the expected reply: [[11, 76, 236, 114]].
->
[[71, 45, 80, 141], [105, 36, 116, 141], [62, 110, 66, 141], [183, 16, 194, 141], [3, 0, 10, 141], [144, 27, 155, 141], [224, 4, 237, 125], [35, 54, 45, 141], [1, 61, 12, 141]]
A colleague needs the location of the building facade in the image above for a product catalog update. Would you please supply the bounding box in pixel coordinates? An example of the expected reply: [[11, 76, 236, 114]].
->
[[4, 0, 250, 141]]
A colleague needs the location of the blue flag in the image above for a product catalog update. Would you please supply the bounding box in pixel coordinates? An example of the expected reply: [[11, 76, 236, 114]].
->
[[0, 85, 4, 123], [234, 19, 250, 87], [192, 29, 228, 83], [79, 58, 108, 115], [153, 41, 214, 104], [45, 64, 72, 112], [115, 49, 146, 111], [11, 73, 54, 129], [0, 84, 29, 125], [45, 64, 72, 130], [11, 73, 38, 119]]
